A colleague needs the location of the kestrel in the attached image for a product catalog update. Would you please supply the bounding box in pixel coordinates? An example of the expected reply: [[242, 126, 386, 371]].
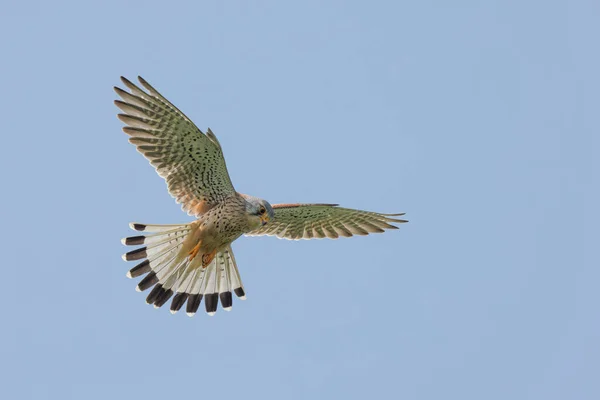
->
[[117, 76, 407, 316]]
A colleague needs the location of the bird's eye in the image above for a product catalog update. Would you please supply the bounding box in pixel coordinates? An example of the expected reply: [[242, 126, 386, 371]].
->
[[259, 207, 266, 215]]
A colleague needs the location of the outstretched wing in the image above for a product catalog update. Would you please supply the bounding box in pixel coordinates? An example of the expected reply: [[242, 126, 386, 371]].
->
[[115, 76, 236, 216], [246, 204, 407, 240]]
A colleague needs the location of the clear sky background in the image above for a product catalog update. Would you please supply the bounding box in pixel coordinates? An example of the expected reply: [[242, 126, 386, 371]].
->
[[1, 1, 597, 399]]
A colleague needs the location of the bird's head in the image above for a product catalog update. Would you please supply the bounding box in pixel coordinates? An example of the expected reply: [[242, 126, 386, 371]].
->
[[241, 194, 275, 230]]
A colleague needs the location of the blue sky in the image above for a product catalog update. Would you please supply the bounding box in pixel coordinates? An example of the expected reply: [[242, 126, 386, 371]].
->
[[1, 1, 597, 399]]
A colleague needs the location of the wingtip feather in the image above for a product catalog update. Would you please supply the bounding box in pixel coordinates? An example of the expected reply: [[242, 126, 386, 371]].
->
[[120, 76, 134, 86], [138, 75, 152, 89]]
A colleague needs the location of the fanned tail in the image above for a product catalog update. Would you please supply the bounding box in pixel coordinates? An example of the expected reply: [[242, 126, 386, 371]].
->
[[121, 223, 246, 316], [179, 245, 246, 316]]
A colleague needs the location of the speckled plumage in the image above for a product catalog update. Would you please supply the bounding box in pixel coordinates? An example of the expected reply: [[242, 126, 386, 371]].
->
[[116, 76, 235, 216], [117, 76, 408, 316], [188, 194, 250, 251]]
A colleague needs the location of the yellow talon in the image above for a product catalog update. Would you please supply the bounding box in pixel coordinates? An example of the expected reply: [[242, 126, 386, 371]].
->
[[202, 250, 217, 268], [188, 241, 202, 261]]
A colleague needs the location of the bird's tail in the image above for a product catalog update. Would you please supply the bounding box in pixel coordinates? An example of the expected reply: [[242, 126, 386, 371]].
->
[[121, 222, 246, 316]]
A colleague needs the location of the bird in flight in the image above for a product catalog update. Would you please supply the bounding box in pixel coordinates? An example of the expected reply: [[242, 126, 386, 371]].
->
[[116, 76, 407, 316]]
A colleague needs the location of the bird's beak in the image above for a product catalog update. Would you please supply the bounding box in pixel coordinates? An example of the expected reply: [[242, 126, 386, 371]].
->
[[260, 214, 270, 226]]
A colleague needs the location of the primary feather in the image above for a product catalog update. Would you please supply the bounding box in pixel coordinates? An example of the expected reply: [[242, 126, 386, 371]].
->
[[114, 76, 236, 217], [246, 204, 407, 240]]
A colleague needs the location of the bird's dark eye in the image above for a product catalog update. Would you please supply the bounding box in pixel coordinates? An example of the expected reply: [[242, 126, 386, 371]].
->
[[259, 207, 266, 215]]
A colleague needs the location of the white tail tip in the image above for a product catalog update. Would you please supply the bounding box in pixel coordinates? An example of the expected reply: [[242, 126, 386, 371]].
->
[[207, 312, 216, 316], [239, 295, 247, 300], [223, 307, 232, 312], [186, 312, 195, 317], [170, 310, 177, 315], [126, 271, 132, 279], [135, 286, 141, 292]]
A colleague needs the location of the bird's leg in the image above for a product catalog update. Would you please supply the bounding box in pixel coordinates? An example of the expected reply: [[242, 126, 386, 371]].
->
[[188, 240, 202, 261], [202, 250, 217, 268]]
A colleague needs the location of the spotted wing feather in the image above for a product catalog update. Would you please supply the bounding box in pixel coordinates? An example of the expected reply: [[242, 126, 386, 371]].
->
[[114, 76, 236, 216], [246, 204, 407, 240]]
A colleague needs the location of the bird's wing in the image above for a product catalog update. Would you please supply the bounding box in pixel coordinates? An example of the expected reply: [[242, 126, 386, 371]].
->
[[115, 76, 236, 216], [246, 203, 407, 240]]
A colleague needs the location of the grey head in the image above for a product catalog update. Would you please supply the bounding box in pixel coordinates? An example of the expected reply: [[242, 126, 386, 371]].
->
[[240, 194, 275, 230]]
